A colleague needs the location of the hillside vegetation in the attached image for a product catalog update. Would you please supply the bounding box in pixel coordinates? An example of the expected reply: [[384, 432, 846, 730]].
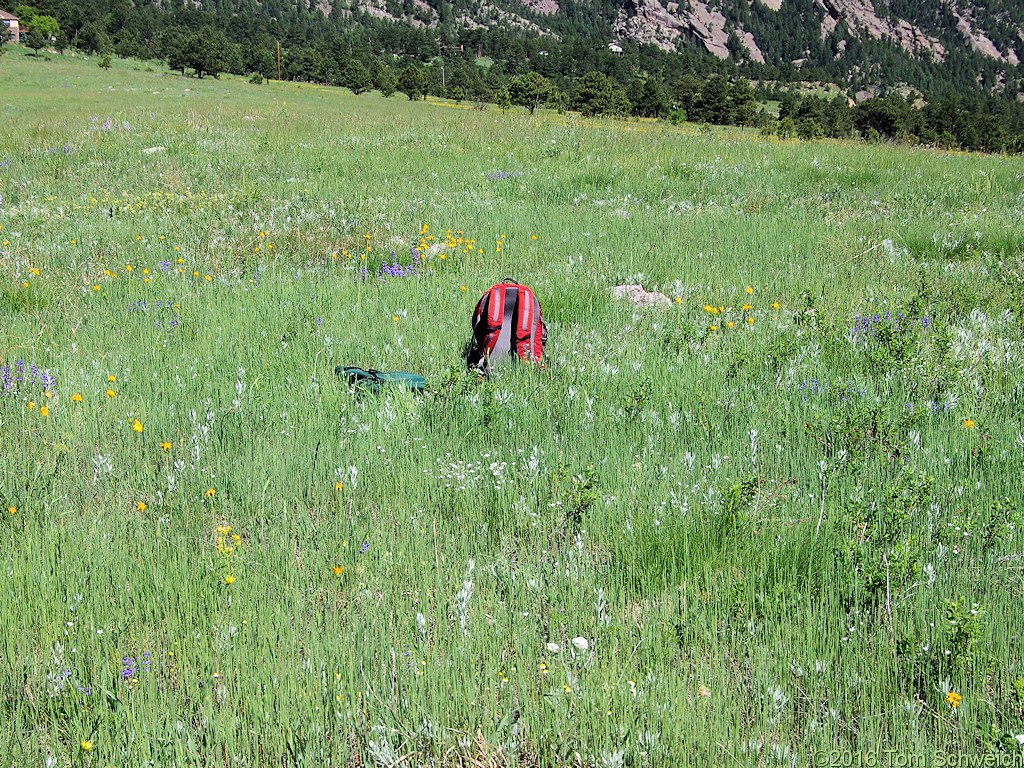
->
[[5, 0, 1024, 97], [5, 0, 1024, 153], [2, 53, 1024, 766]]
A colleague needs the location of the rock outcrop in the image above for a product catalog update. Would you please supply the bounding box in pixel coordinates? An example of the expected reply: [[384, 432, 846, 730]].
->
[[949, 5, 1018, 65], [611, 285, 672, 308], [613, 0, 764, 61], [815, 0, 945, 59], [608, 0, 1024, 67], [343, 0, 1022, 73]]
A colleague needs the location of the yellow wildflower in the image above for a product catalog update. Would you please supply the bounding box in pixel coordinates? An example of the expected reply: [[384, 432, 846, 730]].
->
[[40, 405, 49, 417], [72, 393, 82, 402], [963, 419, 976, 429], [205, 488, 216, 498], [136, 501, 147, 512], [132, 420, 143, 433], [946, 691, 962, 708], [106, 389, 116, 398], [224, 575, 235, 584]]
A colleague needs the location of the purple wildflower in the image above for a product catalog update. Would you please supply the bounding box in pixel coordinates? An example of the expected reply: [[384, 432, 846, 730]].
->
[[1, 360, 55, 394], [375, 248, 422, 283], [849, 311, 931, 344]]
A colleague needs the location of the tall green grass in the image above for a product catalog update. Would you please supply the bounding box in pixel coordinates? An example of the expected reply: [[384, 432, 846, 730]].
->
[[2, 48, 1024, 766]]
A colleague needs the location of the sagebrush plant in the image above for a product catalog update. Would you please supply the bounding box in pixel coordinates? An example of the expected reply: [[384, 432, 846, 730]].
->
[[2, 50, 1024, 765]]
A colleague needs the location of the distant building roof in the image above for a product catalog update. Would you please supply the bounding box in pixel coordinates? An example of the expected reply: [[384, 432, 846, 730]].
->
[[1, 11, 19, 42], [608, 42, 623, 53]]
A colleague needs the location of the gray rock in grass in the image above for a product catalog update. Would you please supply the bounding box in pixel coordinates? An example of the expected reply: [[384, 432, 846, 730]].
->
[[610, 284, 671, 308]]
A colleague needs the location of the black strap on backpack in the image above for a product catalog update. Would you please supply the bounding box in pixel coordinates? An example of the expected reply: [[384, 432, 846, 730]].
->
[[492, 285, 519, 362]]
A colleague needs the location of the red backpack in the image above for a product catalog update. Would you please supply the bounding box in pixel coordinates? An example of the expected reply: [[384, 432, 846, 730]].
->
[[466, 281, 546, 371]]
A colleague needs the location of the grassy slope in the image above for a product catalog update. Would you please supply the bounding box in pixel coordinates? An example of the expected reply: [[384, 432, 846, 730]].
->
[[2, 47, 1024, 766]]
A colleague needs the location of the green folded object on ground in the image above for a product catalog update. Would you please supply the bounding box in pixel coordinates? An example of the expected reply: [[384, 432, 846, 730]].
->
[[335, 366, 426, 393]]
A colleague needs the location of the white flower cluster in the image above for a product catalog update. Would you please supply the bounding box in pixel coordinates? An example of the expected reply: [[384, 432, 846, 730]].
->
[[424, 453, 509, 491]]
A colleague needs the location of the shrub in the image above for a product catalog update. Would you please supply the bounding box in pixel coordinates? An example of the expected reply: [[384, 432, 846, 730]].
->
[[797, 118, 824, 140]]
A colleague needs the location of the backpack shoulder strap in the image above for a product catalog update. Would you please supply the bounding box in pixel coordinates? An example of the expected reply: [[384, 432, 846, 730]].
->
[[491, 284, 519, 359], [472, 290, 490, 327], [514, 286, 544, 360]]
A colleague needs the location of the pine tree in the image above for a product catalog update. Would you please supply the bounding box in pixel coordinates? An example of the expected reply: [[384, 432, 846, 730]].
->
[[507, 72, 552, 114], [694, 75, 732, 124], [496, 87, 511, 113], [729, 78, 757, 126], [397, 64, 426, 100], [184, 28, 226, 79], [344, 60, 373, 95], [376, 67, 398, 98], [631, 77, 669, 119], [571, 71, 609, 116], [26, 26, 48, 56]]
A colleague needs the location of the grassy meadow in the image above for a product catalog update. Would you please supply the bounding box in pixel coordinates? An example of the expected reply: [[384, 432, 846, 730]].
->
[[3, 46, 1024, 766]]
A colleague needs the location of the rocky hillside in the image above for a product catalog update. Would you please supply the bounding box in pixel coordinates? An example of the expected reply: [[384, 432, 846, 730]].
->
[[341, 0, 1023, 90], [604, 0, 1022, 66]]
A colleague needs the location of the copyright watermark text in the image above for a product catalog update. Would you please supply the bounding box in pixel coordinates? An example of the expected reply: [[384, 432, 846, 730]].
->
[[812, 751, 1024, 767]]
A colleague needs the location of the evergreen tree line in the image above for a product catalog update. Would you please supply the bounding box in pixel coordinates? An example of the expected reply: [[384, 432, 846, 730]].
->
[[3, 0, 1023, 153]]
